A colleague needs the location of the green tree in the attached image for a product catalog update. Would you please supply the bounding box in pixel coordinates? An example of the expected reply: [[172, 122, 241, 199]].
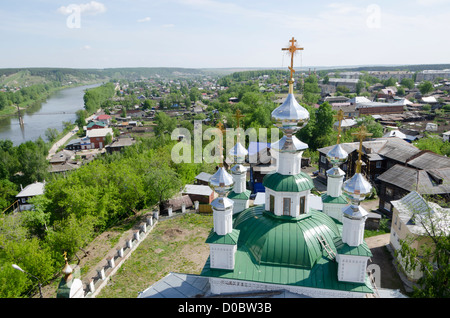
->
[[145, 160, 182, 213], [154, 112, 177, 136], [302, 75, 321, 105], [0, 179, 18, 211], [418, 81, 434, 95], [45, 128, 59, 143], [401, 78, 415, 90]]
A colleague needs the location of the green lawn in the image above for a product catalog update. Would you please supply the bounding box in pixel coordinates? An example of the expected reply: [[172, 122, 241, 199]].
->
[[96, 213, 213, 298]]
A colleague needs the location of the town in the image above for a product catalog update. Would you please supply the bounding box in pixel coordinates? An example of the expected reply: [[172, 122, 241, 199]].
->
[[1, 61, 448, 299]]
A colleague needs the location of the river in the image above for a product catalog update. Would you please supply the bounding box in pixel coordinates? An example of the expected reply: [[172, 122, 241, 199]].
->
[[0, 83, 101, 146]]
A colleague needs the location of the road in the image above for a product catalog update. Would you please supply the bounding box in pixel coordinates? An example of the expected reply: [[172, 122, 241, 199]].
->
[[46, 110, 100, 160]]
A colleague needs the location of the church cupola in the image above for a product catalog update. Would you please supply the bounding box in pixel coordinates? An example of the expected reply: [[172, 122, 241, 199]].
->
[[228, 111, 251, 214], [207, 123, 240, 270], [263, 37, 314, 218], [322, 109, 350, 221], [341, 125, 373, 247]]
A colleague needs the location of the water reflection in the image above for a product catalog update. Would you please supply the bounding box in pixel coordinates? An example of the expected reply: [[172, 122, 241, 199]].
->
[[0, 83, 101, 146]]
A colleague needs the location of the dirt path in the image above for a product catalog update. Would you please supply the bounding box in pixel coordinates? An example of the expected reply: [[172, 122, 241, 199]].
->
[[365, 233, 406, 293]]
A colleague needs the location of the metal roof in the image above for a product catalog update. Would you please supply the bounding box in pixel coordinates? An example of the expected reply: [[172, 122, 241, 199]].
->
[[200, 206, 374, 294], [16, 182, 45, 198], [228, 190, 251, 200], [263, 172, 314, 192]]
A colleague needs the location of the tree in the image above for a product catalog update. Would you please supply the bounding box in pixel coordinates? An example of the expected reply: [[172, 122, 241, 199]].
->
[[0, 93, 9, 110], [356, 80, 365, 95], [144, 163, 182, 213], [302, 75, 321, 105], [154, 112, 177, 136], [401, 78, 415, 90], [0, 179, 18, 211], [45, 128, 59, 143], [418, 81, 434, 95]]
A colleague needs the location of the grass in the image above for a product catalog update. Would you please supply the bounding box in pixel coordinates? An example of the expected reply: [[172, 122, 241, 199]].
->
[[96, 213, 213, 298]]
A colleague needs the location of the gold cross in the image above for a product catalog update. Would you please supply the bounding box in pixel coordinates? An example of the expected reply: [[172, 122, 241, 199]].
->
[[282, 37, 304, 81], [216, 122, 226, 167], [334, 109, 345, 144], [234, 109, 245, 128], [352, 125, 372, 173], [63, 251, 68, 262]]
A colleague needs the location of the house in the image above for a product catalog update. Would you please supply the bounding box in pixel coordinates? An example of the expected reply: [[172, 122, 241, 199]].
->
[[194, 172, 212, 185], [96, 114, 112, 125], [390, 191, 450, 281], [86, 128, 114, 149], [331, 103, 358, 118], [16, 181, 45, 211], [318, 137, 421, 184], [105, 137, 136, 154], [182, 184, 215, 204], [443, 131, 450, 142], [49, 150, 75, 165], [86, 121, 108, 131], [356, 101, 405, 116], [65, 138, 82, 151], [377, 152, 450, 216]]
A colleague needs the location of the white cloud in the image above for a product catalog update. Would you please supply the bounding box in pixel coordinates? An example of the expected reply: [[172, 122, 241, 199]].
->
[[82, 45, 92, 50], [137, 17, 151, 23], [58, 1, 106, 16], [162, 24, 175, 28]]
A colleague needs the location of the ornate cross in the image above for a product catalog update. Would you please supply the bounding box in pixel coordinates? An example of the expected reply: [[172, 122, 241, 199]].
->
[[234, 109, 245, 128], [352, 125, 372, 173], [216, 122, 226, 167], [334, 109, 345, 144], [282, 37, 304, 81]]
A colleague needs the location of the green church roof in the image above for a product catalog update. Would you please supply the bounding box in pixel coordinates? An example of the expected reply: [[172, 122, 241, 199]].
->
[[263, 172, 314, 193], [228, 190, 251, 200], [205, 229, 240, 245], [200, 205, 374, 294], [321, 194, 349, 205]]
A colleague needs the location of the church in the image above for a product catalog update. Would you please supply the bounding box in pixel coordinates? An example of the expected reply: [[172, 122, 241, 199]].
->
[[197, 38, 376, 298], [136, 38, 395, 299]]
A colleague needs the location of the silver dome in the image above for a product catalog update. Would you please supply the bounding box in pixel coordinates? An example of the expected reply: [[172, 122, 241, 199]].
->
[[271, 135, 308, 153], [271, 94, 309, 131], [231, 163, 247, 175], [209, 167, 234, 195], [326, 144, 348, 166], [211, 196, 234, 211], [342, 172, 372, 201], [343, 204, 368, 220], [229, 141, 248, 164]]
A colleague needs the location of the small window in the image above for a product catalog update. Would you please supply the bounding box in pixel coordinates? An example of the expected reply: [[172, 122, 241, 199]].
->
[[299, 196, 306, 214], [283, 198, 291, 216], [376, 161, 382, 169], [386, 187, 393, 197], [320, 155, 327, 164], [269, 195, 274, 213]]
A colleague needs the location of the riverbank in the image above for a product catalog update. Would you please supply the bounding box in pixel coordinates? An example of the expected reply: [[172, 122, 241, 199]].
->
[[0, 81, 103, 118]]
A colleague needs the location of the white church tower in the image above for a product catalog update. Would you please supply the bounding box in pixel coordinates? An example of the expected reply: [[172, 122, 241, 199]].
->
[[206, 122, 240, 270], [336, 126, 373, 284], [322, 109, 349, 222]]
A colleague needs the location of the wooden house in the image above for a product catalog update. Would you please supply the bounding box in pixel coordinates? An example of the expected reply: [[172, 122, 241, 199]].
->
[[16, 181, 45, 211]]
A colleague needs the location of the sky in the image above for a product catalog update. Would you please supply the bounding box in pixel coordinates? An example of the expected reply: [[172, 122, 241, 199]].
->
[[0, 0, 450, 69]]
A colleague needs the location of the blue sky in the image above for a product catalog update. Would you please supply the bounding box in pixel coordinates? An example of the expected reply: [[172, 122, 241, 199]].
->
[[0, 0, 449, 69]]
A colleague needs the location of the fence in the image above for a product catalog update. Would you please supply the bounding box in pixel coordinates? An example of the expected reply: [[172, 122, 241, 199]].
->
[[82, 214, 158, 298]]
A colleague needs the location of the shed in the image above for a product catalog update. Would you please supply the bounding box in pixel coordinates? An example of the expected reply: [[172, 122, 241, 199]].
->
[[182, 184, 215, 204]]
